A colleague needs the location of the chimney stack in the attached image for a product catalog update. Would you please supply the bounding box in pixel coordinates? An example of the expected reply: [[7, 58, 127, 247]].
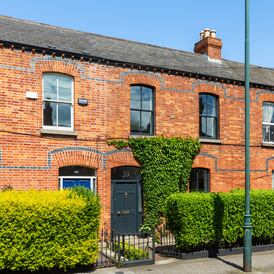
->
[[194, 29, 222, 60]]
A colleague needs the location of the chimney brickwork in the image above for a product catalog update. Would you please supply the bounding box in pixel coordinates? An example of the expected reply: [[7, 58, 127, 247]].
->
[[194, 29, 222, 60]]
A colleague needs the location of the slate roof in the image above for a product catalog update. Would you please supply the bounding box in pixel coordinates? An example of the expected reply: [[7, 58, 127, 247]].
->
[[1, 15, 274, 87]]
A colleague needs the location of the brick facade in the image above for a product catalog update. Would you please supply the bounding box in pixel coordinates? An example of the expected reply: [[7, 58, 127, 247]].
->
[[0, 45, 273, 226]]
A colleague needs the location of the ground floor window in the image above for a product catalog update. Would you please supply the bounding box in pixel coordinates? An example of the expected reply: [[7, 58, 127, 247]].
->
[[189, 168, 210, 192], [59, 166, 96, 191]]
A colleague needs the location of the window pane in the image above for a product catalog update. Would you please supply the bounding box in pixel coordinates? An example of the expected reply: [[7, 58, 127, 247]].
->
[[190, 169, 209, 192], [130, 86, 141, 109], [206, 117, 217, 139], [207, 95, 217, 116], [200, 117, 207, 137], [270, 125, 274, 142], [263, 125, 269, 142], [43, 101, 57, 126], [199, 94, 206, 115], [58, 103, 71, 127], [263, 104, 269, 123], [58, 76, 72, 102], [44, 74, 57, 100], [142, 87, 153, 110], [131, 110, 140, 133], [141, 112, 153, 134], [270, 106, 274, 123], [197, 169, 205, 191]]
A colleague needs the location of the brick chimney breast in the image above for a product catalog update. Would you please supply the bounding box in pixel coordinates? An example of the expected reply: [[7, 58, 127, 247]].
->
[[194, 29, 222, 60]]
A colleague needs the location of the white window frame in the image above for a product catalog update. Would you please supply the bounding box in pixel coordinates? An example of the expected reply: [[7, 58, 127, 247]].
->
[[59, 176, 97, 192], [42, 73, 74, 131], [263, 102, 274, 144]]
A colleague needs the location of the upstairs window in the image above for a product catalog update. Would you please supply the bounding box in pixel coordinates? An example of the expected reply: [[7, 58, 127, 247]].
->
[[263, 102, 274, 143], [189, 168, 210, 192], [130, 85, 154, 135], [43, 73, 73, 130], [199, 94, 219, 139]]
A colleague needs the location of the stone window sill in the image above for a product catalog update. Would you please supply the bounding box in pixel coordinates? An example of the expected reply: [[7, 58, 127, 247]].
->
[[40, 129, 78, 137], [262, 142, 274, 147], [130, 134, 155, 138], [199, 138, 222, 144]]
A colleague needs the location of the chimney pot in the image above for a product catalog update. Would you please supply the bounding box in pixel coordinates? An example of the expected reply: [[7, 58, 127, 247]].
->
[[204, 28, 210, 38], [200, 31, 204, 40], [210, 29, 216, 38]]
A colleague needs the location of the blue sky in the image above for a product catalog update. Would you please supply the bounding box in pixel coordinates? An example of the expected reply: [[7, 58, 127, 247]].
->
[[1, 0, 274, 68]]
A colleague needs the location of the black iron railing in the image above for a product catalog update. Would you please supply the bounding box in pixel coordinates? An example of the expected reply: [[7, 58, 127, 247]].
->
[[96, 224, 155, 268], [155, 224, 180, 258]]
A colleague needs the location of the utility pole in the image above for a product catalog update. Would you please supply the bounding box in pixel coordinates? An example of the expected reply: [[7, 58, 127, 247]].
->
[[243, 0, 252, 271]]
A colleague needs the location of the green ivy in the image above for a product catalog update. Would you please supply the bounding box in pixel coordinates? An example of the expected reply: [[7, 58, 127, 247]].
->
[[108, 139, 129, 149], [108, 136, 200, 227]]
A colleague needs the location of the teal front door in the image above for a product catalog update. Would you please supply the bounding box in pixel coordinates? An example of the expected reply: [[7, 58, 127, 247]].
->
[[112, 181, 138, 233], [111, 166, 142, 233]]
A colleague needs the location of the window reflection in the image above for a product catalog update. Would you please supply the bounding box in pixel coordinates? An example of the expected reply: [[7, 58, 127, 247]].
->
[[190, 168, 210, 192], [199, 94, 218, 139], [43, 74, 73, 129], [130, 86, 154, 135]]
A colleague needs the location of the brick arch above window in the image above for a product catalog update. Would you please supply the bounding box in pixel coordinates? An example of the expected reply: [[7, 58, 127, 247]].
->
[[50, 148, 102, 169], [35, 60, 82, 78], [192, 81, 225, 96], [193, 153, 217, 172], [123, 73, 161, 89], [106, 150, 139, 169]]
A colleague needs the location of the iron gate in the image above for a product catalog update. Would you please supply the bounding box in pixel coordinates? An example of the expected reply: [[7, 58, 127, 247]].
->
[[96, 225, 155, 268]]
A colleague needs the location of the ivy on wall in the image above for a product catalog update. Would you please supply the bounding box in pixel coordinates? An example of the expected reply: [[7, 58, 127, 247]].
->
[[108, 137, 201, 227]]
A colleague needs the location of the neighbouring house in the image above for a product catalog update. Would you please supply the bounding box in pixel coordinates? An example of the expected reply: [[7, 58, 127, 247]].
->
[[0, 16, 274, 233]]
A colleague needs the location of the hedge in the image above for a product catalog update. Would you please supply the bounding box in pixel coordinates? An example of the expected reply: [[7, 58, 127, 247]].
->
[[165, 190, 274, 250], [0, 188, 100, 272]]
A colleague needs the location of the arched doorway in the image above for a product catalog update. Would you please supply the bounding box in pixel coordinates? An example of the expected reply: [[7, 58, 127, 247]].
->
[[59, 166, 96, 191], [111, 166, 142, 233]]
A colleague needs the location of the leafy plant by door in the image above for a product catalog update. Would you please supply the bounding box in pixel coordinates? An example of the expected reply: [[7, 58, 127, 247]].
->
[[108, 136, 200, 228]]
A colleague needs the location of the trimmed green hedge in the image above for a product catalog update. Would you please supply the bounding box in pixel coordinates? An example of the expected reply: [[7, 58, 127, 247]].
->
[[0, 188, 100, 272], [165, 190, 274, 250]]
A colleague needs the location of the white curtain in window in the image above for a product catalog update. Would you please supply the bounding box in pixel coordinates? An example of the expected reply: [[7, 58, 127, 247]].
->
[[263, 103, 274, 123]]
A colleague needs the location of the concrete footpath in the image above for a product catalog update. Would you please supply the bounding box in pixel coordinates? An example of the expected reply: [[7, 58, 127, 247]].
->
[[91, 250, 274, 274]]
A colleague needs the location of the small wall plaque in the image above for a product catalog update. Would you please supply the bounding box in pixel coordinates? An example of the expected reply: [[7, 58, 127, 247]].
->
[[26, 91, 38, 99], [78, 98, 89, 106]]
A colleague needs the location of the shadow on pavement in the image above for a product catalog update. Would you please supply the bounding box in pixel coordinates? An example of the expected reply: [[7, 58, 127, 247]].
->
[[216, 257, 243, 271]]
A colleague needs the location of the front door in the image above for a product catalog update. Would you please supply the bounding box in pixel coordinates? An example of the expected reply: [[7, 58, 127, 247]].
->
[[111, 166, 142, 233]]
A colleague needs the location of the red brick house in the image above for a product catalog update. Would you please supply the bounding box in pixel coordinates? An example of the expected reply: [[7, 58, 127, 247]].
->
[[0, 16, 273, 232]]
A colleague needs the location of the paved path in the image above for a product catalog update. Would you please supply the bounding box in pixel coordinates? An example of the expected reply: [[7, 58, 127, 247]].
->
[[91, 250, 274, 274]]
